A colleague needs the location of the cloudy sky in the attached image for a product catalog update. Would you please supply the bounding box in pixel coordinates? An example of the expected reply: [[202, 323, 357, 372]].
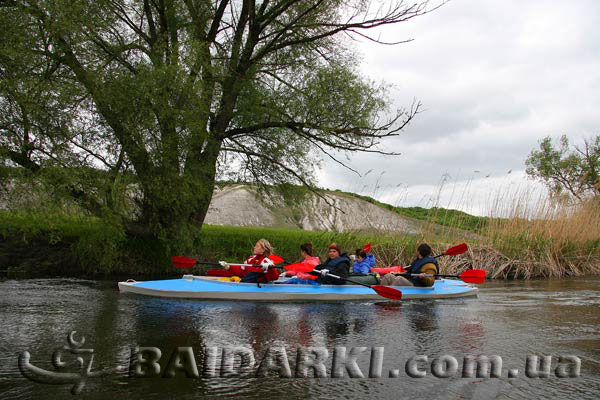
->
[[315, 0, 600, 216]]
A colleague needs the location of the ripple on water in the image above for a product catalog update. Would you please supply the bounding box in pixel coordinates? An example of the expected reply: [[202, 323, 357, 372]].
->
[[1, 278, 600, 399]]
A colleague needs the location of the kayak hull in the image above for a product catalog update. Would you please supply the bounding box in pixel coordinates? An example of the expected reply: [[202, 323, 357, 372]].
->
[[118, 275, 478, 301]]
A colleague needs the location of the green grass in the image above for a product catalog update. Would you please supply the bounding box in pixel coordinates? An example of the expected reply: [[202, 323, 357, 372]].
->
[[0, 211, 425, 276], [0, 210, 106, 241], [0, 210, 127, 275], [193, 225, 418, 265]]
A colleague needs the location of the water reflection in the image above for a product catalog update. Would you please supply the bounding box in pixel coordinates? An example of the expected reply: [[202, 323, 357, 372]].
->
[[324, 307, 350, 343], [1, 277, 599, 400], [407, 301, 439, 333]]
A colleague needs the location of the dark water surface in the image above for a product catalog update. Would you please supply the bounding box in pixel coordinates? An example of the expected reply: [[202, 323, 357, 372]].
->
[[1, 276, 599, 399]]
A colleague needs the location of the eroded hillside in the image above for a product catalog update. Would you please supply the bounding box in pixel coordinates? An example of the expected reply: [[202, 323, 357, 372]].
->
[[205, 184, 423, 233]]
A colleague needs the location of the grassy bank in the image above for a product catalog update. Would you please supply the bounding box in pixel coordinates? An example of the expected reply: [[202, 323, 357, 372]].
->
[[1, 195, 599, 279], [0, 211, 424, 277]]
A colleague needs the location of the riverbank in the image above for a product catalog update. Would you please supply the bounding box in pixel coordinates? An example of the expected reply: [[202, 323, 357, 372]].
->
[[1, 210, 599, 279]]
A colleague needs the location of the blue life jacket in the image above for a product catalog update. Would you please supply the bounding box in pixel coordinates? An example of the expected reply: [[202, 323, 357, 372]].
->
[[406, 257, 439, 286]]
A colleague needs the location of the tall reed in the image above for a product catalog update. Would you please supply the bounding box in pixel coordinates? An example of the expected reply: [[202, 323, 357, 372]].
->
[[411, 180, 600, 279], [481, 196, 600, 278]]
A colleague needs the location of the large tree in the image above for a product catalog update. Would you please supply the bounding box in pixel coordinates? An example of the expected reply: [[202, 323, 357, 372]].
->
[[1, 0, 434, 245], [526, 135, 600, 202]]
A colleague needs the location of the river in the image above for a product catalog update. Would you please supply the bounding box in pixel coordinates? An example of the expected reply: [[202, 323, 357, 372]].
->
[[0, 276, 599, 399]]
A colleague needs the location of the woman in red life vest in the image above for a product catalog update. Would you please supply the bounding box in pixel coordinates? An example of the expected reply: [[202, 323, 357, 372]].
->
[[219, 239, 280, 283], [300, 242, 321, 267], [282, 242, 321, 278]]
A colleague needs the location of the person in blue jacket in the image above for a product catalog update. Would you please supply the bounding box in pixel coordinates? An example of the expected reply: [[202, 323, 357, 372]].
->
[[352, 248, 376, 274]]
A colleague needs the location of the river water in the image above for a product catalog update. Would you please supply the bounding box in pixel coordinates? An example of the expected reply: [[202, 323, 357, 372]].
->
[[0, 276, 598, 399]]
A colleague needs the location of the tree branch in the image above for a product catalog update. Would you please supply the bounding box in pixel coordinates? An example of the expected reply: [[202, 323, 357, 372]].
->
[[222, 139, 343, 211]]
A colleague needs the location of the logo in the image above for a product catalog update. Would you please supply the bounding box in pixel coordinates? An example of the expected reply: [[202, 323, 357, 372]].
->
[[18, 331, 582, 395], [18, 331, 124, 395]]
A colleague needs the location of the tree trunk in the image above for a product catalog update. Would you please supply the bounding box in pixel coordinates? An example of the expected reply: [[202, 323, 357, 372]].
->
[[133, 136, 222, 246]]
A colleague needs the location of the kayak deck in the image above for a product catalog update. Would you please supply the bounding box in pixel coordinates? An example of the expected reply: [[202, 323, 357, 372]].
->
[[118, 275, 478, 301]]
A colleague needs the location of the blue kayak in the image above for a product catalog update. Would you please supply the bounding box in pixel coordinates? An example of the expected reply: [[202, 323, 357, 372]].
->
[[118, 275, 478, 301]]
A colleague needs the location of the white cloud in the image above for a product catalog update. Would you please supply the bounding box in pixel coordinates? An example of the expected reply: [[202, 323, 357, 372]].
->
[[316, 0, 600, 215]]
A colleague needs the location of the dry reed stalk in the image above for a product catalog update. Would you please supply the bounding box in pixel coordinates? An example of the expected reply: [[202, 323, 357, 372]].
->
[[424, 188, 599, 279], [358, 175, 599, 279]]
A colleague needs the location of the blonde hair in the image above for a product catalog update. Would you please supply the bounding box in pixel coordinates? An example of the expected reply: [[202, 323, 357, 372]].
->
[[256, 239, 274, 257]]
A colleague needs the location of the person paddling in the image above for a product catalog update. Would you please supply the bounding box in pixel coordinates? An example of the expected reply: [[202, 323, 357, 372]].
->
[[219, 239, 280, 283], [300, 242, 321, 267], [381, 243, 439, 287], [313, 243, 350, 285], [278, 242, 322, 284], [282, 242, 321, 278]]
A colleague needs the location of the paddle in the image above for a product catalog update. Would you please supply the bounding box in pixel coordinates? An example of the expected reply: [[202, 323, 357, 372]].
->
[[434, 242, 468, 258], [172, 255, 285, 269], [309, 271, 402, 300], [285, 244, 373, 274], [397, 269, 486, 285], [283, 262, 315, 273]]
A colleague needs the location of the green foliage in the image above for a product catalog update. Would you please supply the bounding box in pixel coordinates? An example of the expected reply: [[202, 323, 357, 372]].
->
[[526, 135, 600, 201], [0, 211, 128, 274], [72, 219, 125, 274], [0, 210, 102, 241], [2, 209, 599, 278], [1, 0, 425, 248], [0, 211, 422, 275]]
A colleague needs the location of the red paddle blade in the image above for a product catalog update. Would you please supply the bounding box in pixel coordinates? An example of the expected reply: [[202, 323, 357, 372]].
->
[[458, 269, 486, 284], [371, 285, 403, 300], [284, 262, 314, 272], [268, 255, 284, 264], [444, 243, 468, 257], [171, 256, 197, 269], [363, 243, 371, 253]]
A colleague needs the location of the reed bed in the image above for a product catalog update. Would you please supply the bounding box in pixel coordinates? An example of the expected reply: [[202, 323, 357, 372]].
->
[[408, 181, 600, 279], [479, 197, 600, 278]]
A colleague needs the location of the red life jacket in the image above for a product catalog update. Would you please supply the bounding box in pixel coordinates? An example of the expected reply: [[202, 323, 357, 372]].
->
[[284, 256, 321, 279], [230, 254, 280, 282]]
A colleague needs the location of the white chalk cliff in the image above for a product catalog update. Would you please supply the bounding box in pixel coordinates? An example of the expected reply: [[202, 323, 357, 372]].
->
[[205, 184, 422, 233]]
